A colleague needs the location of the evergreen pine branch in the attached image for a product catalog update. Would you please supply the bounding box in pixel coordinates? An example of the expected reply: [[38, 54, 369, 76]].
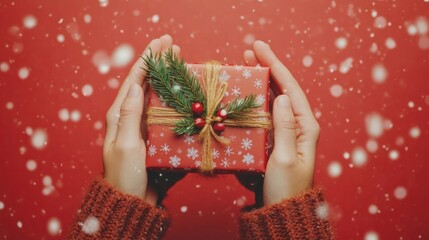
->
[[225, 95, 261, 119], [174, 117, 198, 135], [142, 50, 192, 115], [164, 49, 206, 105]]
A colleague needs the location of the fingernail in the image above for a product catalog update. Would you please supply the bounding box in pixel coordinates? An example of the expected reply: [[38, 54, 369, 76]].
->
[[277, 95, 290, 107], [257, 40, 267, 46], [254, 40, 263, 45], [127, 83, 140, 98]]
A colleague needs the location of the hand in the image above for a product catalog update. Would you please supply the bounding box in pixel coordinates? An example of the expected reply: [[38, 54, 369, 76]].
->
[[241, 41, 320, 206], [103, 34, 184, 206]]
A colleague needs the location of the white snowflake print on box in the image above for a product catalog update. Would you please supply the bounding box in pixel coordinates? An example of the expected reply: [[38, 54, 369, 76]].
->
[[241, 138, 253, 150], [169, 155, 181, 168], [160, 144, 171, 154], [148, 145, 157, 157], [187, 147, 199, 160], [242, 153, 255, 165], [146, 64, 270, 173]]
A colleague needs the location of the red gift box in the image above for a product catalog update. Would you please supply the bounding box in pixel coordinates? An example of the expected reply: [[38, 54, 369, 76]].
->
[[146, 63, 271, 173]]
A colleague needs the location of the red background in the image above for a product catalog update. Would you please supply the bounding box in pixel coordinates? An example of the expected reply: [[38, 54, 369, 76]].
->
[[1, 0, 428, 239]]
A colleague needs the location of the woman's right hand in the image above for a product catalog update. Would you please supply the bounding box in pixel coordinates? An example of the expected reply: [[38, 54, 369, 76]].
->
[[241, 40, 320, 206]]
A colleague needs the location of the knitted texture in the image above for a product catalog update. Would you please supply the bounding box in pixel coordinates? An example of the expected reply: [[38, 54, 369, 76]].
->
[[239, 188, 333, 240], [67, 177, 170, 240]]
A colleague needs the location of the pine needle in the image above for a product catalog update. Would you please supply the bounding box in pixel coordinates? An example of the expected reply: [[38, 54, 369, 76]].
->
[[225, 95, 261, 119]]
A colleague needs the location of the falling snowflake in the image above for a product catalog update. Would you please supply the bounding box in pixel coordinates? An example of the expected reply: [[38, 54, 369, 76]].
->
[[221, 158, 230, 168], [212, 149, 220, 159], [254, 79, 263, 89], [231, 86, 241, 96], [224, 146, 234, 156], [187, 147, 199, 160], [241, 138, 253, 150], [160, 144, 171, 154], [80, 216, 100, 235], [184, 134, 195, 145], [219, 70, 230, 82], [255, 94, 265, 105], [169, 155, 181, 167], [172, 84, 181, 93], [242, 153, 255, 165], [242, 69, 251, 79], [148, 145, 157, 156], [234, 65, 243, 71]]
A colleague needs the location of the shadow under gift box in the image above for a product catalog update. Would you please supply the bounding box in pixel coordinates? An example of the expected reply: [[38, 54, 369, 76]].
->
[[146, 63, 271, 174]]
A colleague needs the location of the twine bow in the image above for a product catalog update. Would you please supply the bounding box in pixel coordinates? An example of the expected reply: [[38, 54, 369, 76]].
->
[[147, 62, 271, 172]]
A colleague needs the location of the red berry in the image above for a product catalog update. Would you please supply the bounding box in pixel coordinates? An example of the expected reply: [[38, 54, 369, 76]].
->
[[194, 117, 206, 129], [191, 102, 204, 115], [216, 109, 228, 120], [212, 122, 226, 133]]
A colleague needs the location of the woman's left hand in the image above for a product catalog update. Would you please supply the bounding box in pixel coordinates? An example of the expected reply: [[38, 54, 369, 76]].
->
[[103, 34, 183, 206]]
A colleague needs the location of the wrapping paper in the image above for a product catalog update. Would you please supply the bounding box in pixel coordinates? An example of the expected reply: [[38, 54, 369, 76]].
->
[[146, 64, 271, 173]]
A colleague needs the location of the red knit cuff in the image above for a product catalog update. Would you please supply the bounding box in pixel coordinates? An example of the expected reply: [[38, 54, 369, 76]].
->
[[67, 177, 170, 240], [239, 188, 333, 240]]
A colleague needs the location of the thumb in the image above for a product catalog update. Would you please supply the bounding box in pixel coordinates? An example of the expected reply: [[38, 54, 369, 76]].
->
[[271, 94, 297, 162], [116, 83, 144, 144]]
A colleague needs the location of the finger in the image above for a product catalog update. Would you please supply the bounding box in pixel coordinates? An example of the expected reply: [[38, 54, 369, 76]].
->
[[271, 95, 297, 160], [253, 40, 320, 158], [243, 50, 259, 66], [116, 83, 144, 144], [141, 42, 178, 143], [105, 38, 162, 144], [127, 38, 162, 84], [263, 95, 306, 205], [172, 44, 181, 58], [160, 34, 173, 53], [252, 41, 315, 121], [141, 42, 177, 143]]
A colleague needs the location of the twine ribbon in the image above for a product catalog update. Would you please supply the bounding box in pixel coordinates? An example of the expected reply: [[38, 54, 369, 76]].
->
[[147, 62, 271, 172]]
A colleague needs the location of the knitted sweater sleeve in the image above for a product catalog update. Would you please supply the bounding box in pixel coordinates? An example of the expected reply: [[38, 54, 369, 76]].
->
[[239, 188, 333, 240], [67, 177, 170, 240]]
